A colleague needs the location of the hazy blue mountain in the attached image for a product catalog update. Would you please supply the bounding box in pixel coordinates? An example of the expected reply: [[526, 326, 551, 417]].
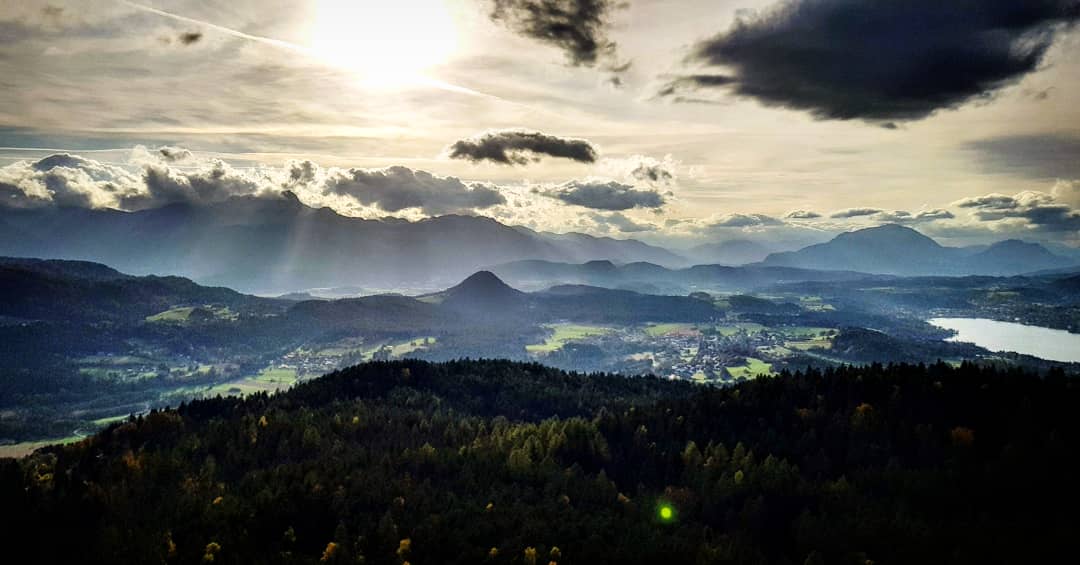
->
[[761, 224, 1074, 276], [0, 258, 279, 324], [686, 239, 773, 265], [1045, 242, 1080, 260], [968, 240, 1065, 274], [490, 259, 884, 292], [0, 194, 681, 293], [0, 256, 129, 282]]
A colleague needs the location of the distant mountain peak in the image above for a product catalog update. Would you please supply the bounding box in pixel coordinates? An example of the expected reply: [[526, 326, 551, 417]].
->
[[453, 270, 515, 292], [986, 239, 1040, 250], [762, 224, 1069, 276], [440, 271, 526, 313], [583, 259, 618, 272], [834, 224, 941, 247]]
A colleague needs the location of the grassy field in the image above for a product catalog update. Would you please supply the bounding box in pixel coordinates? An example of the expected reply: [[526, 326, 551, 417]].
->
[[726, 357, 774, 379], [644, 323, 699, 337], [389, 338, 436, 358], [0, 434, 83, 459], [526, 324, 613, 354], [91, 414, 130, 426], [146, 305, 236, 324], [714, 323, 766, 336], [196, 366, 301, 398], [783, 327, 835, 350]]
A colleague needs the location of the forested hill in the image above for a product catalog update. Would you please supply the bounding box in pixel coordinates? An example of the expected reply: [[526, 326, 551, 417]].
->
[[3, 360, 1077, 564]]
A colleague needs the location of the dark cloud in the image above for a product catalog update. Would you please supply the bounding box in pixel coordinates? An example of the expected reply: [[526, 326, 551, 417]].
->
[[965, 134, 1080, 180], [157, 146, 192, 162], [447, 130, 598, 165], [546, 180, 665, 210], [663, 0, 1080, 121], [831, 207, 882, 219], [710, 213, 782, 228], [784, 209, 821, 219], [178, 31, 203, 45], [656, 74, 736, 98], [490, 0, 621, 66], [631, 162, 674, 184], [325, 166, 506, 215], [955, 194, 1024, 210]]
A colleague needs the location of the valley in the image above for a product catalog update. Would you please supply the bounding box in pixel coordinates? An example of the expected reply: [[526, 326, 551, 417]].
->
[[3, 234, 1078, 451]]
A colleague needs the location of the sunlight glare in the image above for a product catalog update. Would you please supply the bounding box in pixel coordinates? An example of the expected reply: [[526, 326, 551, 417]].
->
[[310, 0, 458, 85]]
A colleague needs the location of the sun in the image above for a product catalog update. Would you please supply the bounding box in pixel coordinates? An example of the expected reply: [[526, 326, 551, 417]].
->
[[310, 0, 458, 85]]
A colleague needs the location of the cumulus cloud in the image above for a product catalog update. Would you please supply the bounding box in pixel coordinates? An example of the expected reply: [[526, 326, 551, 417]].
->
[[597, 154, 680, 187], [661, 0, 1080, 121], [953, 188, 1080, 232], [0, 152, 507, 217], [912, 209, 956, 222], [784, 209, 822, 219], [324, 166, 506, 215], [874, 209, 955, 223], [0, 153, 144, 209], [592, 211, 655, 233], [127, 159, 264, 209], [447, 130, 598, 165], [830, 207, 883, 219], [489, 0, 622, 67], [543, 180, 665, 211], [709, 213, 782, 228]]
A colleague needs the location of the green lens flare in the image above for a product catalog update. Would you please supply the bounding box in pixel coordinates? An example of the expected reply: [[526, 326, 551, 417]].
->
[[658, 503, 675, 522]]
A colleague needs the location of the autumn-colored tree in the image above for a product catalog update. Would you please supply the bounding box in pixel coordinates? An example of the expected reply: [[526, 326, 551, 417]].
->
[[950, 426, 975, 447], [202, 542, 221, 563], [321, 542, 339, 562]]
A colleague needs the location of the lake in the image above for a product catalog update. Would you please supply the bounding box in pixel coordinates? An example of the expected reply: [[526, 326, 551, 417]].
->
[[929, 318, 1080, 363]]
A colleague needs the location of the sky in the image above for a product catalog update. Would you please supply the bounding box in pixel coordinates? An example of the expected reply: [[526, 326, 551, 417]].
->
[[1, 0, 1079, 249]]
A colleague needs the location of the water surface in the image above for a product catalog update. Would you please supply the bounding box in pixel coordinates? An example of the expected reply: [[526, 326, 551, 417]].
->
[[929, 318, 1080, 363]]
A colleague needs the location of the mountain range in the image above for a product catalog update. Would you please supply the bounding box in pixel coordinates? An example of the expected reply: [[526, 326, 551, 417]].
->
[[761, 224, 1075, 276], [685, 239, 775, 265], [0, 193, 680, 293], [3, 198, 1076, 293], [489, 259, 885, 293]]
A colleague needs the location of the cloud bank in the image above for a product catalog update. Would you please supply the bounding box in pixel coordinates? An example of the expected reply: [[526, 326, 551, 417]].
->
[[955, 186, 1080, 232], [0, 149, 508, 217]]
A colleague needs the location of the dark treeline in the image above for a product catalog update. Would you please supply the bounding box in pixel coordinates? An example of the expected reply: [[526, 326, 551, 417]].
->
[[2, 360, 1077, 564]]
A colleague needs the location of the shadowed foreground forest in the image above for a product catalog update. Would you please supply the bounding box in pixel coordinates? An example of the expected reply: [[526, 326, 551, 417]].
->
[[2, 360, 1077, 564]]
